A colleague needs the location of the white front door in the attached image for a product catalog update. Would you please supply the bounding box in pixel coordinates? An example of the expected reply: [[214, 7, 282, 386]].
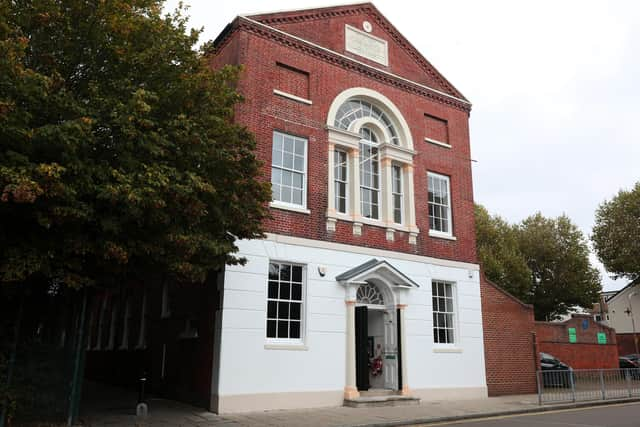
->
[[383, 309, 398, 390]]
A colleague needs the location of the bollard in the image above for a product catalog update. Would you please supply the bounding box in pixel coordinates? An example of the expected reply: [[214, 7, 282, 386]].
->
[[136, 373, 148, 417]]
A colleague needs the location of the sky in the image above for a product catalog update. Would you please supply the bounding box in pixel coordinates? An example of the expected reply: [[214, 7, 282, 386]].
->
[[163, 0, 640, 291]]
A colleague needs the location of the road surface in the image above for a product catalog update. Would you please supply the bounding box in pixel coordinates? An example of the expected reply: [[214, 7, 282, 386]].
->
[[416, 402, 640, 427]]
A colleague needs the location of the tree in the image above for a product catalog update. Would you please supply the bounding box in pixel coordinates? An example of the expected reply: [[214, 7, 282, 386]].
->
[[517, 213, 601, 320], [0, 0, 271, 290], [592, 182, 640, 282], [474, 204, 531, 300], [475, 206, 601, 320]]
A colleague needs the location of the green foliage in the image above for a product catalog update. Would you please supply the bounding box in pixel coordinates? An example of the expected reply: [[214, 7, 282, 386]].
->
[[474, 204, 531, 300], [475, 205, 601, 320], [592, 182, 640, 282], [518, 213, 601, 320], [0, 0, 271, 288]]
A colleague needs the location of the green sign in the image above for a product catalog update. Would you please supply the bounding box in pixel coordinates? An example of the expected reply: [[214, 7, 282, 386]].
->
[[568, 327, 577, 343], [597, 332, 607, 344]]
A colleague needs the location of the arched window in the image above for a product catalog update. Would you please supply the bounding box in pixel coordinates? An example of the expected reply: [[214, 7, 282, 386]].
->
[[326, 88, 419, 243], [357, 282, 385, 305], [334, 99, 399, 145]]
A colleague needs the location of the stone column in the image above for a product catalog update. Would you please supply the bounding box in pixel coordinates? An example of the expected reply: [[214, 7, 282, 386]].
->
[[380, 158, 393, 225], [344, 300, 360, 399], [404, 165, 418, 244], [397, 304, 410, 396]]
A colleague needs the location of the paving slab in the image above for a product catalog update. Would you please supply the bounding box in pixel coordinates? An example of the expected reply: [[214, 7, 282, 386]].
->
[[79, 383, 640, 427]]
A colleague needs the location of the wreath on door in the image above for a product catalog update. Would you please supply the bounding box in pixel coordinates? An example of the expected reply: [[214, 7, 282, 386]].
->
[[370, 356, 383, 376]]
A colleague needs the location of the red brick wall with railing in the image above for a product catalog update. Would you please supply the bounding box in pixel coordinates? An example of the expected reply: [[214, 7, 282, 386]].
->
[[535, 315, 619, 369]]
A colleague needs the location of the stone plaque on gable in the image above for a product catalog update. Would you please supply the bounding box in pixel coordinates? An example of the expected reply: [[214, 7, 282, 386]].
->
[[345, 25, 389, 66]]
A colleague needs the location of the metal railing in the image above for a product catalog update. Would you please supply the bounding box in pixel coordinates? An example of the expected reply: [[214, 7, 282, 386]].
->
[[537, 368, 640, 404]]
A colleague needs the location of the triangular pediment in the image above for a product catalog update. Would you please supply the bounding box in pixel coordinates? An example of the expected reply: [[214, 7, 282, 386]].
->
[[336, 258, 419, 288], [244, 3, 467, 101]]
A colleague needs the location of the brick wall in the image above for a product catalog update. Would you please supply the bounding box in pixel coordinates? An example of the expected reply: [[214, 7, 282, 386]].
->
[[480, 274, 537, 396], [616, 333, 639, 357], [212, 10, 478, 264], [535, 315, 619, 369]]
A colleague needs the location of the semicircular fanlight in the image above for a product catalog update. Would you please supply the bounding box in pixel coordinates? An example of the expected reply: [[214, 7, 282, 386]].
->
[[356, 282, 385, 305]]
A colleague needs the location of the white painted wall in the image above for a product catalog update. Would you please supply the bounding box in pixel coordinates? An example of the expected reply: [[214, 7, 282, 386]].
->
[[605, 286, 640, 334], [216, 236, 487, 409]]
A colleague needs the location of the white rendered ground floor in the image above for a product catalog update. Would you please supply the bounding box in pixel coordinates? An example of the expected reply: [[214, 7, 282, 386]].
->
[[210, 233, 487, 413]]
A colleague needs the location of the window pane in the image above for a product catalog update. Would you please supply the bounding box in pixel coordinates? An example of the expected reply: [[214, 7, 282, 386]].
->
[[283, 136, 294, 153], [280, 264, 290, 281], [291, 283, 302, 301], [445, 284, 452, 297], [292, 172, 303, 188], [292, 266, 302, 283], [267, 320, 276, 338], [283, 170, 292, 186], [294, 155, 304, 171], [290, 303, 301, 320], [269, 263, 279, 280], [446, 299, 453, 312], [281, 186, 291, 203], [292, 189, 302, 205], [277, 320, 288, 338], [278, 302, 289, 319], [279, 283, 290, 300], [272, 168, 281, 185], [283, 152, 294, 169], [268, 281, 278, 299], [438, 328, 446, 343], [290, 321, 301, 339], [294, 139, 305, 155], [267, 301, 277, 318]]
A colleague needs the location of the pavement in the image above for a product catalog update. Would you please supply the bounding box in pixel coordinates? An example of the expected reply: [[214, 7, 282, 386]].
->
[[79, 383, 640, 427]]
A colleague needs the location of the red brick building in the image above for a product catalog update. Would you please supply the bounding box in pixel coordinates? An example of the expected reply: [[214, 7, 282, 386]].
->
[[208, 3, 489, 412], [84, 2, 549, 413]]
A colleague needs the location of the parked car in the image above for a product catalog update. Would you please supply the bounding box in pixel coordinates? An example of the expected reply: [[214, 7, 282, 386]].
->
[[622, 353, 640, 363], [619, 356, 640, 380], [540, 352, 573, 387]]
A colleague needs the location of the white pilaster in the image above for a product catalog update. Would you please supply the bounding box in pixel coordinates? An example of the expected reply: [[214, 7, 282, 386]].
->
[[344, 300, 359, 399], [381, 158, 393, 226], [327, 142, 336, 209], [398, 304, 410, 396], [404, 165, 419, 243]]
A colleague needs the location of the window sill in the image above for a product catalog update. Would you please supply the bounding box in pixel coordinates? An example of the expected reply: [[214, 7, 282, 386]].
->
[[264, 343, 308, 351], [270, 202, 311, 215], [425, 137, 452, 149], [273, 89, 312, 105], [428, 230, 457, 241], [327, 212, 418, 234], [433, 347, 463, 353]]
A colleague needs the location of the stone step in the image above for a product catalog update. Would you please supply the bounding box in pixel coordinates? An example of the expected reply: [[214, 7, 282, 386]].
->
[[344, 394, 420, 408], [359, 388, 397, 397]]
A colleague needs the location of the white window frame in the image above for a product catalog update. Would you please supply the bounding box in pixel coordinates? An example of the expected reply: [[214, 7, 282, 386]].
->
[[334, 149, 349, 214], [265, 261, 307, 346], [431, 280, 458, 347], [359, 128, 381, 221], [270, 131, 308, 212], [392, 164, 403, 224], [427, 172, 453, 238]]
